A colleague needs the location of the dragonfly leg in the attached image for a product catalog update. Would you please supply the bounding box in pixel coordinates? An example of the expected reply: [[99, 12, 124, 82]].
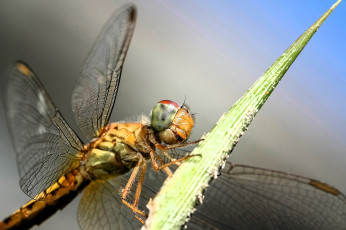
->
[[150, 150, 197, 172], [121, 154, 147, 222], [149, 150, 173, 177], [133, 161, 146, 208], [155, 139, 202, 151]]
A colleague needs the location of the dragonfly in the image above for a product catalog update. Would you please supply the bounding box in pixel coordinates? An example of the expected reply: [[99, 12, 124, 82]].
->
[[0, 4, 197, 230], [1, 3, 346, 230]]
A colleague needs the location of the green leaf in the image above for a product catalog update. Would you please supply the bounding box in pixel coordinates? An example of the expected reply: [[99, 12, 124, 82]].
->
[[146, 1, 342, 229]]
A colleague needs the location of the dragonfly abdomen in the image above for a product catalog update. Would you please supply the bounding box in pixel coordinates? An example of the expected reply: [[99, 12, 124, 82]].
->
[[0, 169, 89, 230]]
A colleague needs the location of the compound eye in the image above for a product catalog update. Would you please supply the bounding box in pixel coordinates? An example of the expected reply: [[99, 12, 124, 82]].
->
[[151, 100, 179, 132]]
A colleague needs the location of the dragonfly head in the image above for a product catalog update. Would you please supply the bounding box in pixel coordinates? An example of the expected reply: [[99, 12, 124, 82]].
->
[[150, 100, 194, 145]]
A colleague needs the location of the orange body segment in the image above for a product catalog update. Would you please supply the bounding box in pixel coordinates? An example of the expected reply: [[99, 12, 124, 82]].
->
[[0, 170, 88, 230]]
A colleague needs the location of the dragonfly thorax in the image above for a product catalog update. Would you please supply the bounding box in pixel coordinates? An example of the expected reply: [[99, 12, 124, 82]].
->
[[83, 123, 151, 180]]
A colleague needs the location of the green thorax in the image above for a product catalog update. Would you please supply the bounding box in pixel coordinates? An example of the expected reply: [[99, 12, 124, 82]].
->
[[84, 122, 147, 180]]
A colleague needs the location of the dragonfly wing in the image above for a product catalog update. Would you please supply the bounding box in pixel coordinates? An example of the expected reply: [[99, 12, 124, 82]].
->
[[2, 62, 83, 200], [78, 164, 167, 230], [72, 5, 136, 140], [188, 162, 346, 230], [78, 179, 142, 230]]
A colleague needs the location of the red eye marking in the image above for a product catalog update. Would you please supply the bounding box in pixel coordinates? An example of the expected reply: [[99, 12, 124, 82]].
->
[[158, 100, 179, 108]]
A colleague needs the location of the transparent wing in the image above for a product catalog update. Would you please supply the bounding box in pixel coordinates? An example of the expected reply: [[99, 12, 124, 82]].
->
[[188, 162, 346, 230], [78, 180, 140, 230], [72, 5, 136, 140], [3, 62, 83, 200], [77, 164, 167, 230]]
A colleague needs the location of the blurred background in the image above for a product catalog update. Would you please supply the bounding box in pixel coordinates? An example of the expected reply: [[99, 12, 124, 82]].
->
[[0, 0, 345, 229]]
